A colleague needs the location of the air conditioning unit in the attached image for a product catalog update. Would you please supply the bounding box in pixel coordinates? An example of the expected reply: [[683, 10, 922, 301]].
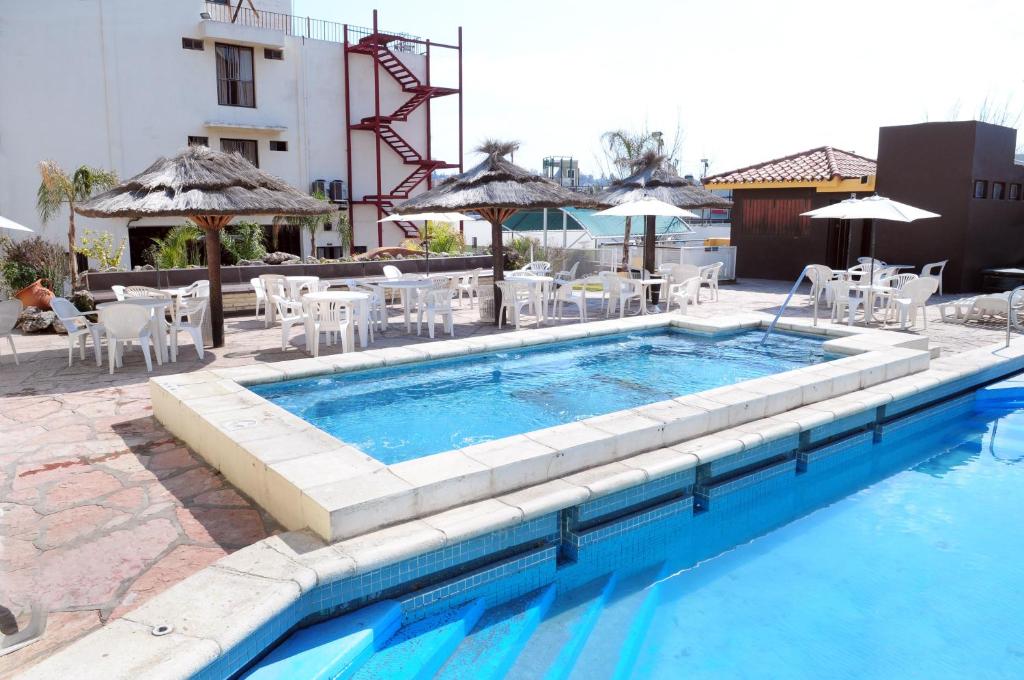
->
[[329, 179, 348, 203], [310, 179, 327, 196]]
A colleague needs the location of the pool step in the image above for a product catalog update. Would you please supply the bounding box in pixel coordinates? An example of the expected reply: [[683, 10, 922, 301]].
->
[[349, 599, 486, 680], [242, 600, 402, 680], [567, 563, 668, 680], [505, 573, 618, 680], [435, 584, 557, 680]]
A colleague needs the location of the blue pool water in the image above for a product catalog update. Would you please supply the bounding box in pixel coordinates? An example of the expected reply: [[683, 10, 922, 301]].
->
[[251, 329, 827, 463], [248, 380, 1024, 679]]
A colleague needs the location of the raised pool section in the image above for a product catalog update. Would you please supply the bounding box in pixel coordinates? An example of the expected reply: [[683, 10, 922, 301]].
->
[[27, 316, 1024, 679], [251, 329, 829, 463]]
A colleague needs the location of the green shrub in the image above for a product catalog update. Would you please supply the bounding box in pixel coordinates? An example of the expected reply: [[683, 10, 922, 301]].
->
[[0, 236, 69, 292], [146, 223, 202, 269], [222, 221, 267, 263]]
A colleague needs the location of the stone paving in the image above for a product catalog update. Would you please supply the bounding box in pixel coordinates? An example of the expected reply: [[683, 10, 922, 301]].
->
[[0, 279, 1010, 676]]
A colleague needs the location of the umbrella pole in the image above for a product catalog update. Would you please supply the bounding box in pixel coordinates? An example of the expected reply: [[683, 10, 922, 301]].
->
[[490, 216, 504, 325], [195, 215, 229, 348]]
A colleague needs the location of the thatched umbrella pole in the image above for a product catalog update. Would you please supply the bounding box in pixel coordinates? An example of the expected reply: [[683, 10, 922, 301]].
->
[[192, 214, 233, 347], [477, 207, 517, 310]]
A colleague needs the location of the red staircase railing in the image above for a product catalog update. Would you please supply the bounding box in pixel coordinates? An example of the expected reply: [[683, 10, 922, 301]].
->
[[344, 12, 462, 246]]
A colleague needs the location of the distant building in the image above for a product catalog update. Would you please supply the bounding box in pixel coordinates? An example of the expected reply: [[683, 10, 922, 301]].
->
[[873, 121, 1024, 293], [542, 157, 580, 188], [0, 1, 463, 266], [703, 147, 876, 279]]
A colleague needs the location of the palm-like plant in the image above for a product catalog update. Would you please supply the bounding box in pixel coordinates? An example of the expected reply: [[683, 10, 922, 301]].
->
[[600, 128, 681, 270], [146, 222, 203, 269], [221, 221, 267, 263], [284, 190, 334, 259], [36, 161, 118, 284]]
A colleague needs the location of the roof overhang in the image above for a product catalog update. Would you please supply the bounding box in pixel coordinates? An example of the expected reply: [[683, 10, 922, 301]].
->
[[704, 175, 876, 193]]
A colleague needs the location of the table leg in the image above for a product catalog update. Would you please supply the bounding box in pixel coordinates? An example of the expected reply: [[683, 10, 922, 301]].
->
[[401, 290, 412, 333], [151, 315, 165, 365], [357, 300, 368, 348]]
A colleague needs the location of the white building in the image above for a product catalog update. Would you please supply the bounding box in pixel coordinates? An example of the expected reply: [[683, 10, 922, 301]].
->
[[0, 0, 463, 267]]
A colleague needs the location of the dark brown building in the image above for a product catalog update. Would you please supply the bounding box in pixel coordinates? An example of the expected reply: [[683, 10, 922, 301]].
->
[[874, 121, 1024, 293], [704, 147, 876, 281], [706, 123, 1024, 293]]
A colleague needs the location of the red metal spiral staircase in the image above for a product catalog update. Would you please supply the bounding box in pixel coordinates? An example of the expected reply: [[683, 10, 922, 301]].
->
[[345, 20, 462, 243]]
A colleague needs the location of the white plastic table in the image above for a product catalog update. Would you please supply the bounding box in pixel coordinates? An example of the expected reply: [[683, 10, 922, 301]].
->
[[302, 291, 371, 349], [373, 279, 434, 333], [506, 275, 554, 321], [851, 283, 894, 324], [97, 298, 173, 363], [629, 277, 666, 314]]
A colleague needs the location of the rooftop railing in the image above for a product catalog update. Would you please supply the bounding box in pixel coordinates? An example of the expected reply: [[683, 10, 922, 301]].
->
[[203, 2, 426, 54]]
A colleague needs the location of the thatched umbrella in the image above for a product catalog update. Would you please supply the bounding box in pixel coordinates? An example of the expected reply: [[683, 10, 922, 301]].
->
[[597, 151, 732, 275], [75, 146, 331, 347], [395, 141, 598, 321]]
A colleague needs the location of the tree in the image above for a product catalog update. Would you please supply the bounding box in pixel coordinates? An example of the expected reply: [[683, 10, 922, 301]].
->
[[285, 190, 334, 259], [36, 161, 118, 285], [600, 128, 683, 271]]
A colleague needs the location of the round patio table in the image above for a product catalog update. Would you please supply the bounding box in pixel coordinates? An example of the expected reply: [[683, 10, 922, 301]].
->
[[372, 279, 434, 333], [302, 290, 371, 349], [97, 298, 172, 363], [505, 275, 554, 322], [285, 275, 320, 299], [628, 277, 666, 314]]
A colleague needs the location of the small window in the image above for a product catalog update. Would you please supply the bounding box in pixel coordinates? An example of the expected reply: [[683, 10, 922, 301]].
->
[[187, 136, 209, 147], [182, 37, 204, 51], [216, 43, 255, 108], [1010, 183, 1022, 201], [973, 180, 988, 199], [221, 138, 259, 167], [992, 182, 1006, 200], [264, 48, 284, 61], [269, 140, 288, 151]]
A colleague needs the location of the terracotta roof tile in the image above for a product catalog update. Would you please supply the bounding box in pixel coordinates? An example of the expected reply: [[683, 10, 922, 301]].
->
[[704, 146, 876, 185]]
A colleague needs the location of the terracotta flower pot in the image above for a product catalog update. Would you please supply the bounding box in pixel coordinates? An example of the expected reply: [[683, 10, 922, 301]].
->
[[15, 279, 54, 311]]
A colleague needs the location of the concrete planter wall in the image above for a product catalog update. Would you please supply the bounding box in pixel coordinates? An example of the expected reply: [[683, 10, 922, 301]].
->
[[80, 255, 494, 292]]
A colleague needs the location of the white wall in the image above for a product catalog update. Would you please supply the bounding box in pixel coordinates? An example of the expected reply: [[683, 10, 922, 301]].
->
[[0, 0, 452, 266]]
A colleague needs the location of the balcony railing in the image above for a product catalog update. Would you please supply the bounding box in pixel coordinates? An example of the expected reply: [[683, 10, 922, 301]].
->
[[203, 2, 425, 53]]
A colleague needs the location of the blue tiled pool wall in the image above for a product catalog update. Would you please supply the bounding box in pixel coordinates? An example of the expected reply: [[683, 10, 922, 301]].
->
[[210, 363, 1024, 680]]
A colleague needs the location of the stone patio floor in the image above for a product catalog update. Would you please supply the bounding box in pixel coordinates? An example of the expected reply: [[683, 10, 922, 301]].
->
[[0, 279, 1011, 676]]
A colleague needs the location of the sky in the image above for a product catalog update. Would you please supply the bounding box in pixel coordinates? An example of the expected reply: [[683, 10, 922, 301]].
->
[[295, 0, 1024, 179]]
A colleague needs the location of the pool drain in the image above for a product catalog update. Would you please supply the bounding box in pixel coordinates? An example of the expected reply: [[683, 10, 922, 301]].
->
[[151, 624, 173, 637]]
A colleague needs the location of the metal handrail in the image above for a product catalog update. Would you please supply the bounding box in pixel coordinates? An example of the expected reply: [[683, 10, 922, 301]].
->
[[761, 265, 816, 345], [1006, 285, 1024, 347]]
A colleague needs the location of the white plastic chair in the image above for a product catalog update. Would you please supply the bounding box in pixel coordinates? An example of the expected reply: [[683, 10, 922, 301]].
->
[[496, 280, 535, 330], [522, 261, 551, 275], [553, 261, 580, 284], [0, 300, 22, 366], [51, 297, 105, 367], [456, 268, 481, 308], [829, 279, 866, 325], [272, 295, 307, 351], [667, 277, 701, 314], [342, 279, 386, 337], [920, 260, 948, 295], [111, 285, 126, 301], [879, 273, 919, 321], [259, 274, 288, 327], [416, 278, 456, 338], [250, 278, 267, 319], [123, 286, 169, 299], [169, 297, 208, 361], [698, 262, 724, 302], [185, 280, 210, 298], [599, 271, 641, 317], [892, 277, 939, 329], [99, 303, 155, 374], [805, 265, 835, 306], [554, 279, 587, 322], [302, 298, 351, 357], [660, 263, 701, 289]]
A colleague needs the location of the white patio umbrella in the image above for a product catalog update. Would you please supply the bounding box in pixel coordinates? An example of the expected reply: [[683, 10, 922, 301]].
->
[[0, 216, 34, 233], [593, 197, 700, 219], [801, 195, 940, 284], [378, 211, 472, 273]]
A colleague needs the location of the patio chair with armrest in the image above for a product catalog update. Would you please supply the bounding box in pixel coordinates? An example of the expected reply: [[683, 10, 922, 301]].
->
[[99, 303, 156, 375], [272, 295, 307, 351], [698, 262, 724, 302], [496, 280, 535, 330], [416, 278, 456, 339], [250, 277, 267, 319], [169, 297, 208, 361], [920, 260, 948, 295], [259, 274, 288, 327], [123, 286, 170, 299], [805, 264, 836, 307], [302, 297, 351, 357], [892, 277, 939, 329], [0, 299, 22, 366], [599, 271, 641, 317], [111, 285, 126, 301], [50, 297, 105, 367], [554, 278, 588, 322], [667, 277, 701, 314], [456, 268, 482, 308], [829, 279, 866, 325]]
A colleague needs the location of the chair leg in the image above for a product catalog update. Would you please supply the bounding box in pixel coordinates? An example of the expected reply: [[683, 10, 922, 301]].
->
[[90, 328, 103, 366], [189, 327, 204, 360], [108, 341, 117, 374], [141, 338, 153, 372], [67, 338, 74, 367]]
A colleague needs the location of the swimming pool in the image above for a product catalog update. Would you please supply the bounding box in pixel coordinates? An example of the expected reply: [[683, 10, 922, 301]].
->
[[251, 329, 827, 463], [247, 378, 1024, 679]]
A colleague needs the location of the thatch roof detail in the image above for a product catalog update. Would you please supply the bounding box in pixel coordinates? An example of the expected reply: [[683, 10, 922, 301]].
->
[[75, 146, 332, 218], [598, 152, 733, 209], [395, 148, 600, 214]]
